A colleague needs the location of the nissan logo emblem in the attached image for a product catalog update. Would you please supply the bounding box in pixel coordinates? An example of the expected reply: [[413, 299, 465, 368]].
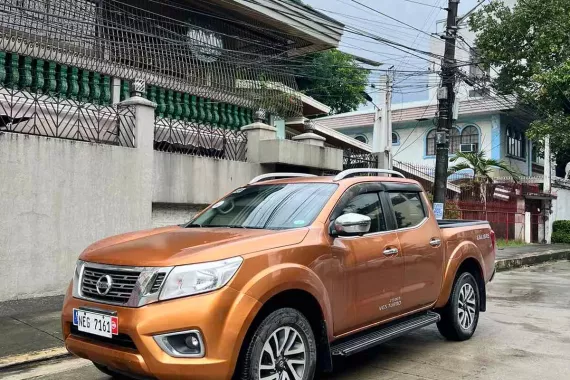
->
[[96, 275, 113, 295]]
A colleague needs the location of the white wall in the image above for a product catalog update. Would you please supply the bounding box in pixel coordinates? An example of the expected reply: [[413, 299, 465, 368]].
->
[[0, 133, 152, 301], [152, 203, 205, 228], [153, 152, 264, 205]]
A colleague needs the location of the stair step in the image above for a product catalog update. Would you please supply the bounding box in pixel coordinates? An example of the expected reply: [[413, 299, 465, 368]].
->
[[331, 311, 441, 357]]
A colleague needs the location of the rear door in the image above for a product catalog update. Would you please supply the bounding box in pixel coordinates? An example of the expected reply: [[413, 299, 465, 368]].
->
[[385, 190, 444, 313], [330, 183, 404, 335]]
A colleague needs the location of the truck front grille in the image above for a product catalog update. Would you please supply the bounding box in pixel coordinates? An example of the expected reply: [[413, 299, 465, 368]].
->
[[81, 266, 141, 305]]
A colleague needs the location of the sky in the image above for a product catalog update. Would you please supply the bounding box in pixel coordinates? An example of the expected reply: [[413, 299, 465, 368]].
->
[[302, 0, 483, 108]]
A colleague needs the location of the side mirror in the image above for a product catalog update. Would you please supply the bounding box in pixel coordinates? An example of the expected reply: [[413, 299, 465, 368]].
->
[[332, 213, 371, 236]]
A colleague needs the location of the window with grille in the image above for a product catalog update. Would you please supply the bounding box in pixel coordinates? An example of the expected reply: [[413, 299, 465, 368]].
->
[[461, 125, 479, 151], [507, 127, 525, 158], [449, 128, 461, 153], [426, 129, 436, 156], [392, 132, 400, 145], [354, 135, 368, 144]]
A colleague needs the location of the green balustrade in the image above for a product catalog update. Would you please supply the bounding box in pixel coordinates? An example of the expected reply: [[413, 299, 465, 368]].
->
[[79, 70, 90, 102], [90, 72, 101, 104], [174, 92, 182, 120], [190, 95, 198, 121], [205, 99, 213, 125], [56, 65, 68, 97], [6, 53, 19, 89], [31, 59, 44, 94], [165, 90, 174, 118], [146, 85, 157, 104], [182, 93, 191, 121], [0, 52, 5, 85], [157, 88, 166, 117], [197, 97, 205, 123], [44, 62, 56, 94], [101, 75, 111, 105], [226, 103, 234, 129], [232, 105, 239, 130], [212, 102, 220, 127], [238, 107, 246, 127], [219, 103, 227, 128], [68, 67, 79, 100], [120, 80, 130, 101], [19, 56, 32, 90]]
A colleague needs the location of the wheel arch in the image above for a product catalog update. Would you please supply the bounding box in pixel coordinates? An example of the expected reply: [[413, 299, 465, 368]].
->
[[436, 242, 486, 311], [235, 264, 334, 374]]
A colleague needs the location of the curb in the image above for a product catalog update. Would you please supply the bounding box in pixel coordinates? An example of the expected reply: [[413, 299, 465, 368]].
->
[[0, 347, 70, 370], [495, 249, 570, 272]]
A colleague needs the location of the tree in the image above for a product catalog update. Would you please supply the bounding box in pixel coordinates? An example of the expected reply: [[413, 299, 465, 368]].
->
[[448, 151, 520, 207], [469, 0, 570, 155], [294, 49, 370, 115]]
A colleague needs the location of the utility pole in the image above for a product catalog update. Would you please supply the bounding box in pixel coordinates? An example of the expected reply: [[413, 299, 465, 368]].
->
[[433, 0, 460, 215], [373, 73, 393, 169], [544, 135, 552, 243]]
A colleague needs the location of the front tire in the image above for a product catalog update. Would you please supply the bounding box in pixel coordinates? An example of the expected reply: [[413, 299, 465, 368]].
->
[[238, 308, 317, 380], [437, 272, 480, 341]]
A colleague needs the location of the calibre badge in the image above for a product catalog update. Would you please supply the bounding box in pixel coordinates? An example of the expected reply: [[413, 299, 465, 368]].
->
[[477, 234, 490, 240], [379, 297, 402, 311]]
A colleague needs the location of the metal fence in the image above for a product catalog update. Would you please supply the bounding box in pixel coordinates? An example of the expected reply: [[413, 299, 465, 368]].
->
[[0, 0, 303, 117], [343, 149, 378, 169], [154, 117, 247, 161], [0, 86, 135, 146]]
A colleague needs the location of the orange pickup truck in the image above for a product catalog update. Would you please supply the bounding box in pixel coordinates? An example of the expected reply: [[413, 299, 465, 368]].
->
[[62, 169, 496, 380]]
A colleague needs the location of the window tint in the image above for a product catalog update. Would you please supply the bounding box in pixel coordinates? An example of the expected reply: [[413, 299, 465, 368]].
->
[[341, 193, 386, 233], [389, 192, 426, 229], [190, 183, 337, 230]]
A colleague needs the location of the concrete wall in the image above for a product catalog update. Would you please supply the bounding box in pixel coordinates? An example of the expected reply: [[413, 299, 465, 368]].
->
[[152, 203, 205, 228], [153, 152, 264, 205], [0, 133, 152, 301]]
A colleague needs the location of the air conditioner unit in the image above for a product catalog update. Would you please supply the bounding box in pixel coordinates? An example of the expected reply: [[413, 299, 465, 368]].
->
[[460, 143, 477, 153]]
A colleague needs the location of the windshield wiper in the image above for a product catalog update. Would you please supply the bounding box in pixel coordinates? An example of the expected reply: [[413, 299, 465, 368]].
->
[[215, 225, 265, 229], [185, 223, 203, 228]]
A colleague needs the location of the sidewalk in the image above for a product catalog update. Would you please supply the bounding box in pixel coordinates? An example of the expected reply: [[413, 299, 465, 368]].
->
[[1, 244, 569, 370]]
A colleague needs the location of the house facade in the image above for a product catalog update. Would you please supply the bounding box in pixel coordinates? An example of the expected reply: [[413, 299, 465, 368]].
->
[[314, 97, 544, 177]]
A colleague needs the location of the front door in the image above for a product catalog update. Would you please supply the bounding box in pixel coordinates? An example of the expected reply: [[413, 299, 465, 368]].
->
[[387, 191, 444, 313], [330, 184, 404, 335]]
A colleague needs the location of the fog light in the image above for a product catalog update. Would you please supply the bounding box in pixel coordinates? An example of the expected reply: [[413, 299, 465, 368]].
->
[[154, 330, 205, 358]]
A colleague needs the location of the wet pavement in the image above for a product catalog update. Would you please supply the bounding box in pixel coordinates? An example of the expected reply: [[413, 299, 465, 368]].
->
[[2, 260, 570, 380]]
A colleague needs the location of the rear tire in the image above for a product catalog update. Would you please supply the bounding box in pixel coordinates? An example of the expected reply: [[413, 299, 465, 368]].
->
[[93, 363, 133, 379], [437, 272, 480, 341], [238, 308, 318, 380]]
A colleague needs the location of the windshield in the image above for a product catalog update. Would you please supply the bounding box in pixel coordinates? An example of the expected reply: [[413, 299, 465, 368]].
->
[[189, 183, 338, 230]]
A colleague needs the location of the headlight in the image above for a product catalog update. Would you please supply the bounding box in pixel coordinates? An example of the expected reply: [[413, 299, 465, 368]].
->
[[159, 257, 243, 301]]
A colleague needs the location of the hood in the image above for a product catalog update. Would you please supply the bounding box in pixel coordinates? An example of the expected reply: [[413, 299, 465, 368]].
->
[[79, 225, 309, 267]]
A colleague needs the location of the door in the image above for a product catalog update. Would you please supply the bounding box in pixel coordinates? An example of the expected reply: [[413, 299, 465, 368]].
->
[[387, 191, 444, 313], [330, 184, 404, 335]]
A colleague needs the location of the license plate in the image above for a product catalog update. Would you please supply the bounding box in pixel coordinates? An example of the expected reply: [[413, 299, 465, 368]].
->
[[73, 308, 118, 338]]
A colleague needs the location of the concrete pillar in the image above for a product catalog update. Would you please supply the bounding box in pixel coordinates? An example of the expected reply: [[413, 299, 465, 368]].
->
[[241, 110, 277, 163], [118, 95, 157, 151], [292, 119, 326, 148], [524, 212, 531, 243]]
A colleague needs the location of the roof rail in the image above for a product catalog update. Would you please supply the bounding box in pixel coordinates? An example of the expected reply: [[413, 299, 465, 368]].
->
[[249, 173, 317, 184], [334, 169, 405, 181]]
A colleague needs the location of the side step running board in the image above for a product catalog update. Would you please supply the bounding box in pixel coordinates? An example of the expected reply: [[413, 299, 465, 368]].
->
[[331, 311, 440, 357]]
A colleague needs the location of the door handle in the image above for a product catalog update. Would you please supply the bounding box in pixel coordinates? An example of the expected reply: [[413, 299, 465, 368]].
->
[[383, 248, 399, 256], [430, 238, 442, 247]]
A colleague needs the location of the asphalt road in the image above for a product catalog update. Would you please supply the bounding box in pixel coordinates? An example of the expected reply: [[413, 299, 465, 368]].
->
[[3, 261, 570, 380]]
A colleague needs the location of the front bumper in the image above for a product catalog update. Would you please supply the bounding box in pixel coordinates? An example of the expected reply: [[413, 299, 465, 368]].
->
[[62, 286, 261, 380]]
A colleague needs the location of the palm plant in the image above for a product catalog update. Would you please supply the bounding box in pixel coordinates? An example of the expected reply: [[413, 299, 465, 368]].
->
[[448, 151, 520, 207]]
